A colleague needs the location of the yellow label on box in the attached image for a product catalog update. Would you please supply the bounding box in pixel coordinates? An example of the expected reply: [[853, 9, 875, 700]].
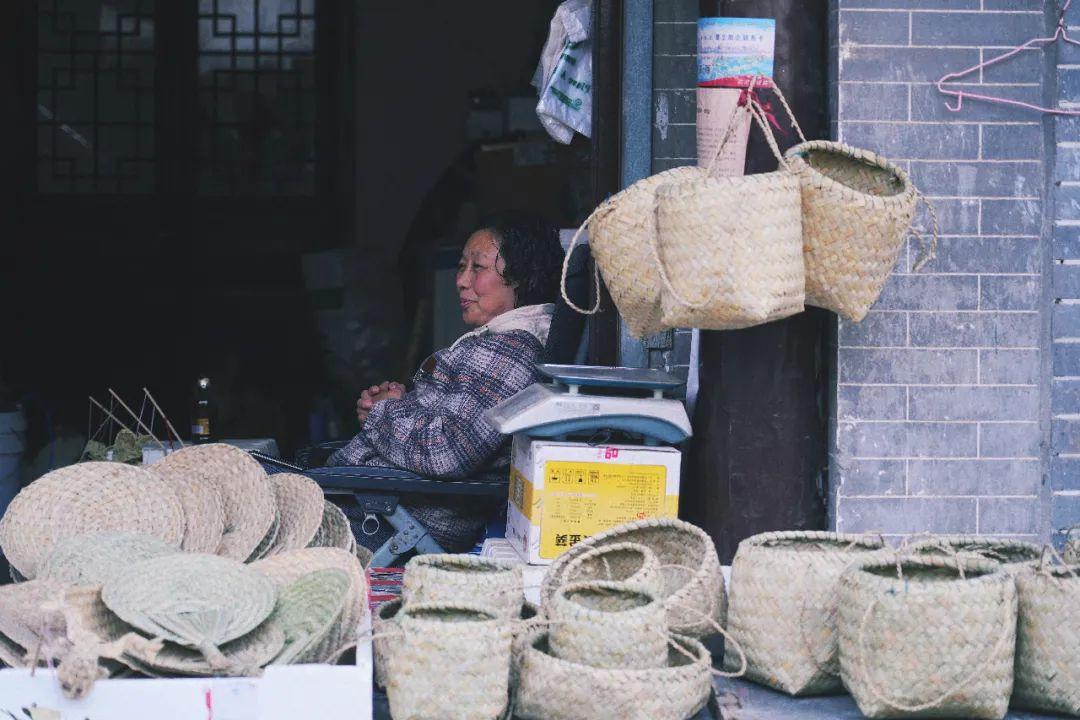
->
[[540, 460, 668, 559]]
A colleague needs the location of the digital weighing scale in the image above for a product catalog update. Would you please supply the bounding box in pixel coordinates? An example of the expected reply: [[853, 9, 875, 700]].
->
[[485, 364, 692, 445]]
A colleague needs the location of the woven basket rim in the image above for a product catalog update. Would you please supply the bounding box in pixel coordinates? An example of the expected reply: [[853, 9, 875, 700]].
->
[[1019, 564, 1080, 582], [848, 554, 1005, 593], [556, 580, 659, 616], [519, 626, 709, 676], [910, 535, 1042, 558], [593, 165, 705, 216], [377, 598, 402, 621], [398, 601, 501, 625], [741, 530, 886, 552], [785, 140, 914, 209], [655, 168, 796, 195], [407, 553, 517, 575]]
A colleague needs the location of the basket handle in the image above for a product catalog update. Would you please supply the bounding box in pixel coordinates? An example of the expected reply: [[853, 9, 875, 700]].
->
[[855, 586, 1014, 714], [703, 76, 807, 177], [649, 99, 787, 310], [559, 205, 608, 315]]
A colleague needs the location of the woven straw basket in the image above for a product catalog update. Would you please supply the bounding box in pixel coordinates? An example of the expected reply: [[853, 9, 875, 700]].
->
[[250, 547, 368, 662], [555, 541, 663, 605], [387, 603, 512, 720], [837, 555, 1016, 720], [542, 518, 725, 638], [723, 531, 886, 696], [548, 581, 668, 670], [785, 140, 920, 322], [403, 553, 524, 620], [1064, 526, 1079, 564], [910, 535, 1041, 569], [513, 627, 712, 720], [0, 462, 185, 579], [1012, 561, 1080, 716], [652, 98, 804, 331], [372, 599, 402, 689]]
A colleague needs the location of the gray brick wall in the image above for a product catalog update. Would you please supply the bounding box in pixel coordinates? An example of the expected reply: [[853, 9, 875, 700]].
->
[[831, 1, 1053, 543], [1053, 24, 1080, 543], [648, 1, 700, 381]]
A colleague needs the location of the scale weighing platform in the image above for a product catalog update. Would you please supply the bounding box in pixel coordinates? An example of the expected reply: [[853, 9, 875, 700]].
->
[[485, 364, 692, 444]]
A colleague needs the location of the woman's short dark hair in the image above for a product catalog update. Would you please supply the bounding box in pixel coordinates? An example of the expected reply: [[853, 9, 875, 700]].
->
[[480, 212, 564, 308]]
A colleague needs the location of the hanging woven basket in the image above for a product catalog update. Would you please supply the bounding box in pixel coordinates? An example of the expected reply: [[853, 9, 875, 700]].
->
[[837, 555, 1016, 720], [1012, 560, 1080, 716], [784, 139, 930, 322], [723, 530, 886, 696]]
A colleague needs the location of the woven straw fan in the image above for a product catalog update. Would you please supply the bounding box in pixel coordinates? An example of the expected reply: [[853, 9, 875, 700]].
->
[[39, 532, 180, 587], [263, 473, 325, 556], [308, 501, 356, 555], [0, 462, 184, 580], [267, 568, 350, 665]]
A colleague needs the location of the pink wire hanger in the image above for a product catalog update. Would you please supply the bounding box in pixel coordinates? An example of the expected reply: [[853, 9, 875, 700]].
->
[[936, 0, 1080, 116]]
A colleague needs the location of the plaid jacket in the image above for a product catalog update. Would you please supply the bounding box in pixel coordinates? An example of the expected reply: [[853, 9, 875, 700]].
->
[[328, 329, 543, 478]]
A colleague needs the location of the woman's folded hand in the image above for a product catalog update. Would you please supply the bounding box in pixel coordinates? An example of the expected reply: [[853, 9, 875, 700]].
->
[[356, 381, 406, 424]]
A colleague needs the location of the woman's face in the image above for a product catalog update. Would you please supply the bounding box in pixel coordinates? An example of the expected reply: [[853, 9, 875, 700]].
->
[[457, 230, 516, 327]]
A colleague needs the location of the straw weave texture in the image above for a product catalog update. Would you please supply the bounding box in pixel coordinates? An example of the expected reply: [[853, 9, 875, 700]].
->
[[542, 518, 725, 638], [387, 603, 512, 720], [372, 599, 401, 689], [785, 141, 917, 322], [837, 555, 1016, 720], [403, 554, 523, 620], [654, 171, 805, 330], [551, 541, 663, 608], [1062, 527, 1078, 565], [0, 579, 68, 665], [101, 553, 276, 650], [910, 535, 1041, 569], [267, 568, 349, 664], [122, 620, 285, 677], [587, 166, 706, 338], [548, 581, 667, 670], [151, 444, 275, 561], [0, 462, 184, 579], [1012, 565, 1080, 716], [264, 473, 324, 555], [249, 547, 367, 662], [723, 530, 886, 695], [39, 532, 178, 587], [309, 500, 357, 555], [146, 460, 226, 554], [513, 628, 712, 720]]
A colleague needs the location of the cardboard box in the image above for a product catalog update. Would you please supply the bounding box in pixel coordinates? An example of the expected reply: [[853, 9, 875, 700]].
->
[[0, 616, 372, 720], [506, 437, 681, 565]]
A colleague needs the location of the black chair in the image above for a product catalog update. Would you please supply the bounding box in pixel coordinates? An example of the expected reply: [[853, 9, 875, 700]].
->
[[251, 244, 592, 567]]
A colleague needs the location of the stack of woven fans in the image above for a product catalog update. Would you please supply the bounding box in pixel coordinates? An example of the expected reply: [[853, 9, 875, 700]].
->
[[372, 518, 743, 720], [0, 444, 367, 698]]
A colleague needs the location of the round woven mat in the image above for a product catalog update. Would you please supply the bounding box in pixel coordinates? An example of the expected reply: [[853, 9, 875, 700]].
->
[[123, 619, 285, 677], [149, 444, 275, 561], [267, 568, 350, 665], [308, 501, 356, 555], [39, 532, 180, 587], [101, 553, 276, 650], [264, 474, 324, 556], [247, 510, 281, 562], [0, 462, 185, 579], [250, 547, 367, 662], [146, 459, 226, 554]]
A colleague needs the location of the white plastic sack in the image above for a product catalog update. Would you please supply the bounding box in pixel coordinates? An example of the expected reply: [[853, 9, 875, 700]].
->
[[532, 0, 592, 144]]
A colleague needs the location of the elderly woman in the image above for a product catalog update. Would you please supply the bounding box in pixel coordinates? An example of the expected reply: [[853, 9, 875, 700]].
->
[[328, 213, 564, 550]]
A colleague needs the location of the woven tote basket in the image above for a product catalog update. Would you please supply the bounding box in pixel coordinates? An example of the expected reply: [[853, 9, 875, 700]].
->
[[722, 531, 886, 695], [403, 553, 524, 620], [542, 518, 725, 638], [785, 140, 922, 322], [910, 535, 1042, 569], [372, 599, 402, 689], [837, 555, 1017, 720], [652, 99, 804, 331], [513, 627, 712, 720], [1012, 561, 1080, 716], [250, 547, 368, 663], [0, 462, 185, 579], [547, 581, 668, 670], [552, 541, 663, 607], [387, 603, 512, 720]]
